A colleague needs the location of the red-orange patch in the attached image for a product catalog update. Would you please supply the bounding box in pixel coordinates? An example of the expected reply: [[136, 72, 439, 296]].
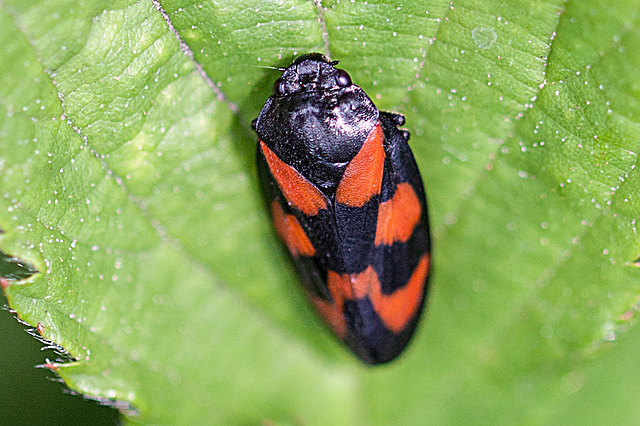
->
[[375, 182, 422, 246], [325, 254, 430, 333], [271, 201, 316, 257], [335, 123, 385, 207], [261, 141, 328, 215], [369, 254, 430, 333]]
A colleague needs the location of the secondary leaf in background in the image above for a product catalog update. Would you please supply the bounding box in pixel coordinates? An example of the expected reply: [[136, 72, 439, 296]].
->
[[1, 0, 639, 424]]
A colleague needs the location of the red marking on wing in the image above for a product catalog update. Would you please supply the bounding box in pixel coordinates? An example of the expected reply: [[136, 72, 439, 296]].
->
[[260, 141, 328, 215], [324, 254, 430, 333], [375, 182, 422, 246], [271, 201, 316, 257], [369, 254, 430, 333], [335, 122, 385, 207]]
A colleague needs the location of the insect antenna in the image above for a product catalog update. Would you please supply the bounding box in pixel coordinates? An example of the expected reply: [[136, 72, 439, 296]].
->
[[255, 65, 286, 72]]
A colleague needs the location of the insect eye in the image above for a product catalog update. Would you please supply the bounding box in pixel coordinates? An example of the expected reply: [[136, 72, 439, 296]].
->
[[273, 77, 287, 95], [336, 69, 352, 87]]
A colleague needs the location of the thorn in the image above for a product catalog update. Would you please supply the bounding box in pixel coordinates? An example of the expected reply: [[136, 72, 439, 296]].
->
[[37, 361, 61, 371]]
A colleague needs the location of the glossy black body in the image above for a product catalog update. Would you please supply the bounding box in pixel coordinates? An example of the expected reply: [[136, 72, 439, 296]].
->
[[254, 54, 431, 364]]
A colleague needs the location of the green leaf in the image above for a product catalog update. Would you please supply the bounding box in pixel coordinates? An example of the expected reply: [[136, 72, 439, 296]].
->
[[1, 0, 639, 423]]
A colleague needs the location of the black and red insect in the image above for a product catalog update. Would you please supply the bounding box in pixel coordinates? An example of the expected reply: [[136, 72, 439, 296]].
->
[[253, 53, 431, 364]]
